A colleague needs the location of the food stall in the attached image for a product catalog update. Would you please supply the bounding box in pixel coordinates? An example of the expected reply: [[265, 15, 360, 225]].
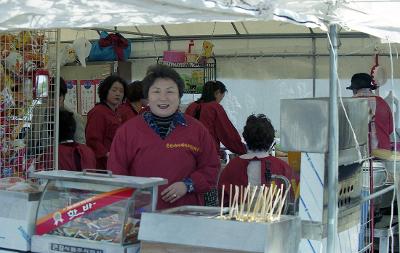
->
[[0, 2, 400, 253]]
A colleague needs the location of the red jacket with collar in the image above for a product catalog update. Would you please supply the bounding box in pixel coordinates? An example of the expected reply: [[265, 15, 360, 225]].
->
[[37, 143, 96, 171], [108, 114, 220, 210], [59, 142, 96, 171], [218, 155, 299, 205], [185, 101, 246, 155], [85, 103, 122, 169]]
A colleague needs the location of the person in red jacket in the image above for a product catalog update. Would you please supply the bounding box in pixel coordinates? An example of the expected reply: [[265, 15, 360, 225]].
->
[[58, 109, 96, 171], [346, 73, 393, 150], [218, 114, 299, 208], [185, 80, 246, 157], [108, 64, 220, 210], [117, 80, 147, 123], [85, 75, 127, 169]]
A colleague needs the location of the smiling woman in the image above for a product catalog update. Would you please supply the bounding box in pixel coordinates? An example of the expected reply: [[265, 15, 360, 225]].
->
[[148, 77, 180, 118], [108, 64, 220, 210], [85, 75, 127, 170]]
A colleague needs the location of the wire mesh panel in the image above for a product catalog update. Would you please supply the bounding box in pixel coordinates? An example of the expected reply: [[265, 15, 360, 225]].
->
[[0, 29, 57, 180], [359, 160, 373, 252]]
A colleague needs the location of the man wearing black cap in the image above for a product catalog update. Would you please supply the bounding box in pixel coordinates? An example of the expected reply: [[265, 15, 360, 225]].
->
[[347, 73, 393, 150]]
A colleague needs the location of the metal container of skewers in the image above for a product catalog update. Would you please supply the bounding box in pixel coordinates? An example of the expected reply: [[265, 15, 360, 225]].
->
[[139, 206, 301, 253]]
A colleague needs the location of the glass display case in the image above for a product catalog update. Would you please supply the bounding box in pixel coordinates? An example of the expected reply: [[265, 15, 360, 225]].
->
[[0, 178, 41, 252], [30, 170, 167, 253]]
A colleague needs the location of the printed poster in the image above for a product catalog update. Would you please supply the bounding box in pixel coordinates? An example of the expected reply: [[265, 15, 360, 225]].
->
[[79, 80, 96, 116], [64, 80, 78, 114], [94, 79, 102, 103]]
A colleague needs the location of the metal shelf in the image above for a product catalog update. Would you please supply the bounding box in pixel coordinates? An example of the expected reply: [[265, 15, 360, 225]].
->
[[157, 57, 216, 94]]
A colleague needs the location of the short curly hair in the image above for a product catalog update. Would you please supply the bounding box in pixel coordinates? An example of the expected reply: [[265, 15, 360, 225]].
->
[[59, 77, 67, 97], [242, 114, 275, 151], [142, 64, 184, 99], [97, 75, 127, 103]]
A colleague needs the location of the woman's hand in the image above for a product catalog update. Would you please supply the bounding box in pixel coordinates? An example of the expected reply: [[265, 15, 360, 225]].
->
[[161, 182, 187, 203]]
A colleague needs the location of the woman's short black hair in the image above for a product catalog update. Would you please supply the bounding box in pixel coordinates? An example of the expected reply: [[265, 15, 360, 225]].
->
[[59, 77, 67, 97], [243, 114, 275, 151], [98, 75, 127, 103], [142, 64, 184, 98], [197, 80, 227, 103], [126, 80, 144, 102], [59, 109, 76, 142]]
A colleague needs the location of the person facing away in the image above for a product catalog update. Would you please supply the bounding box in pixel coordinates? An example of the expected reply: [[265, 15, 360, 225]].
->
[[28, 77, 86, 157], [218, 114, 299, 206], [85, 75, 127, 170], [59, 77, 86, 144], [117, 80, 148, 124], [58, 109, 96, 171], [108, 64, 220, 210], [347, 73, 393, 150], [185, 80, 246, 157]]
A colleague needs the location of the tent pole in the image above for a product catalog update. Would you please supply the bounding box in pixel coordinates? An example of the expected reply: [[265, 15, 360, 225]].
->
[[54, 28, 61, 171], [327, 24, 339, 253], [312, 34, 316, 98]]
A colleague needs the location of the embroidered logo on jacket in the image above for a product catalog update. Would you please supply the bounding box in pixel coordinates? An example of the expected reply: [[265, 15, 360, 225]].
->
[[166, 143, 200, 152]]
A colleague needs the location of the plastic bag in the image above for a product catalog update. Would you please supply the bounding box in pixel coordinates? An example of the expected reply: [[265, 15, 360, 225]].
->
[[88, 31, 131, 61], [72, 37, 92, 67]]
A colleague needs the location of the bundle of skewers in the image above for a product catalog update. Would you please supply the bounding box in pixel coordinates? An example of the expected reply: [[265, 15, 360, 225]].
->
[[217, 183, 291, 223]]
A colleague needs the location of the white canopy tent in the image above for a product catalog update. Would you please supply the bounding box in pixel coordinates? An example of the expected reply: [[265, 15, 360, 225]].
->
[[1, 0, 400, 43], [1, 1, 399, 253]]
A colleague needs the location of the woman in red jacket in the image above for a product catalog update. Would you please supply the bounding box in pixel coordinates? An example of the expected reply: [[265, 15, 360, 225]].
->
[[85, 75, 127, 169], [58, 109, 96, 171], [117, 80, 147, 123], [108, 65, 219, 210], [185, 80, 246, 156], [218, 114, 299, 208]]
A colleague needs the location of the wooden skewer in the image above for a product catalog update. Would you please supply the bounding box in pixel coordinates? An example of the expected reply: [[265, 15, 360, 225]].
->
[[239, 185, 250, 219], [240, 185, 243, 207], [277, 185, 291, 219], [246, 185, 252, 217], [270, 188, 282, 220], [268, 185, 278, 219], [228, 184, 233, 217], [220, 185, 225, 217], [229, 188, 236, 218], [265, 184, 275, 215], [252, 185, 265, 219], [247, 185, 258, 216], [234, 185, 240, 218], [261, 186, 269, 219], [229, 185, 239, 218]]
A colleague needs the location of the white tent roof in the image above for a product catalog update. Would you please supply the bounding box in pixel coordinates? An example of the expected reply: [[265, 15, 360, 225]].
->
[[1, 0, 400, 43]]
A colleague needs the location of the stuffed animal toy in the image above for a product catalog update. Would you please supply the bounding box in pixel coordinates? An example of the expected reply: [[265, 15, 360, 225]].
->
[[197, 40, 214, 64], [59, 44, 77, 66], [202, 40, 214, 58]]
